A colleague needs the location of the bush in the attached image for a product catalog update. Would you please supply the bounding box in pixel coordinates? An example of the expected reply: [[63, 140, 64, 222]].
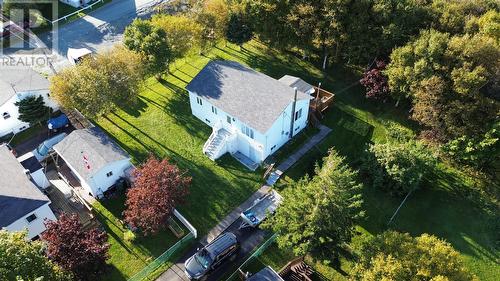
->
[[362, 140, 436, 196], [123, 230, 136, 243]]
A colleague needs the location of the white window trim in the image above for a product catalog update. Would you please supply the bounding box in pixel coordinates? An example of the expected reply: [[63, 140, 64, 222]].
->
[[26, 213, 37, 223]]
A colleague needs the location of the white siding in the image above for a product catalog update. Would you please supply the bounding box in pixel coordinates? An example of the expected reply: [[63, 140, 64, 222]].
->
[[189, 91, 310, 163], [3, 203, 56, 240], [60, 155, 132, 198], [263, 99, 310, 159], [0, 90, 59, 137], [88, 159, 133, 198]]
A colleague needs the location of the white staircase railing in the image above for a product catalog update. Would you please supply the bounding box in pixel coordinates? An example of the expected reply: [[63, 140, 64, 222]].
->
[[210, 132, 229, 158], [203, 129, 218, 153]]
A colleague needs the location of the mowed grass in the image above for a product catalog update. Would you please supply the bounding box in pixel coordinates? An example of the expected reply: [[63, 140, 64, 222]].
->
[[95, 40, 498, 280], [272, 68, 499, 278], [93, 194, 181, 281]]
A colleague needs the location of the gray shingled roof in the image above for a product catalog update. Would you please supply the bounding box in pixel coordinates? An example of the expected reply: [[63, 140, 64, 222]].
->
[[0, 67, 49, 105], [53, 127, 130, 180], [278, 75, 315, 95], [0, 145, 50, 227], [186, 61, 311, 134]]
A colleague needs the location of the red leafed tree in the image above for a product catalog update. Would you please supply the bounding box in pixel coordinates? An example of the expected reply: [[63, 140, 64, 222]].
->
[[360, 60, 390, 100], [124, 155, 191, 236], [42, 213, 109, 281]]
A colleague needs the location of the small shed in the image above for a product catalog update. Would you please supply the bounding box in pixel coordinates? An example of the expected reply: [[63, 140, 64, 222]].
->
[[53, 127, 133, 198]]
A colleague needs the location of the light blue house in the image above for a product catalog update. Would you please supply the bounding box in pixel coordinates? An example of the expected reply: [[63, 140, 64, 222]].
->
[[187, 60, 313, 170]]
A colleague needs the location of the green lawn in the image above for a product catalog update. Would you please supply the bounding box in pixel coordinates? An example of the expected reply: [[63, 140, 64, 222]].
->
[[93, 193, 185, 281], [273, 61, 499, 279], [7, 124, 43, 147], [94, 40, 498, 280]]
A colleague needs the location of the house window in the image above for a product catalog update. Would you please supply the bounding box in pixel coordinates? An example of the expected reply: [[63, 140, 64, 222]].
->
[[205, 119, 211, 123], [106, 171, 113, 177], [211, 106, 217, 115], [271, 145, 277, 151], [2, 112, 10, 119], [196, 96, 203, 106], [294, 108, 302, 121], [26, 213, 37, 223], [226, 115, 232, 124], [242, 125, 254, 139]]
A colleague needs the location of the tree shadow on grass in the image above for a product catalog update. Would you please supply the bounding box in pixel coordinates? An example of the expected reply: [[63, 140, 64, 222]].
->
[[284, 106, 374, 181], [156, 80, 212, 141], [104, 263, 128, 281], [118, 95, 148, 118], [360, 174, 499, 266]]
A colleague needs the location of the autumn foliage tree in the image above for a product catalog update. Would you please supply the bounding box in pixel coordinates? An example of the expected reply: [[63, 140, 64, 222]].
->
[[42, 213, 110, 281], [124, 156, 191, 236], [352, 231, 477, 281], [50, 46, 144, 118], [360, 60, 390, 101], [0, 231, 71, 281]]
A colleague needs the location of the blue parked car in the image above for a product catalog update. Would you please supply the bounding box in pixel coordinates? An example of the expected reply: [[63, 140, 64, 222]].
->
[[32, 133, 67, 161], [48, 114, 69, 131]]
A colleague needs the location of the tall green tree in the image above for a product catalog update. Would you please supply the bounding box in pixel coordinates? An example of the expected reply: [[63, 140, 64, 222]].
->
[[247, 0, 297, 50], [443, 121, 499, 174], [385, 29, 500, 142], [344, 0, 432, 64], [225, 11, 253, 47], [124, 19, 172, 78], [249, 0, 349, 69], [431, 0, 498, 35], [0, 231, 71, 281], [362, 140, 436, 196], [262, 149, 363, 257], [352, 231, 478, 281], [50, 46, 144, 118], [14, 95, 52, 125]]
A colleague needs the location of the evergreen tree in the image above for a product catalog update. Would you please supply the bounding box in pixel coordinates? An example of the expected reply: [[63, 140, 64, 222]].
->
[[262, 149, 363, 257], [14, 95, 52, 125]]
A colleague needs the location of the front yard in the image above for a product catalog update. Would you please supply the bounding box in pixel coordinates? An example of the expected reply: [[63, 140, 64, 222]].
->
[[93, 40, 498, 280]]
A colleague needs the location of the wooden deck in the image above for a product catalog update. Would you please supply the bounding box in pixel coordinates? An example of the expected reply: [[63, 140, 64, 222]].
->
[[309, 86, 335, 114], [45, 170, 99, 230]]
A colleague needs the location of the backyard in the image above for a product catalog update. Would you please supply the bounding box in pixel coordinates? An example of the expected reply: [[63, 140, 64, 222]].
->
[[94, 40, 498, 280], [92, 194, 190, 281]]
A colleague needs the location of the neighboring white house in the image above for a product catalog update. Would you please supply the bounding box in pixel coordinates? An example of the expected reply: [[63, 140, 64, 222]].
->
[[53, 127, 133, 198], [0, 145, 56, 240], [186, 60, 312, 170], [0, 67, 59, 138], [59, 0, 92, 9], [17, 152, 51, 189]]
